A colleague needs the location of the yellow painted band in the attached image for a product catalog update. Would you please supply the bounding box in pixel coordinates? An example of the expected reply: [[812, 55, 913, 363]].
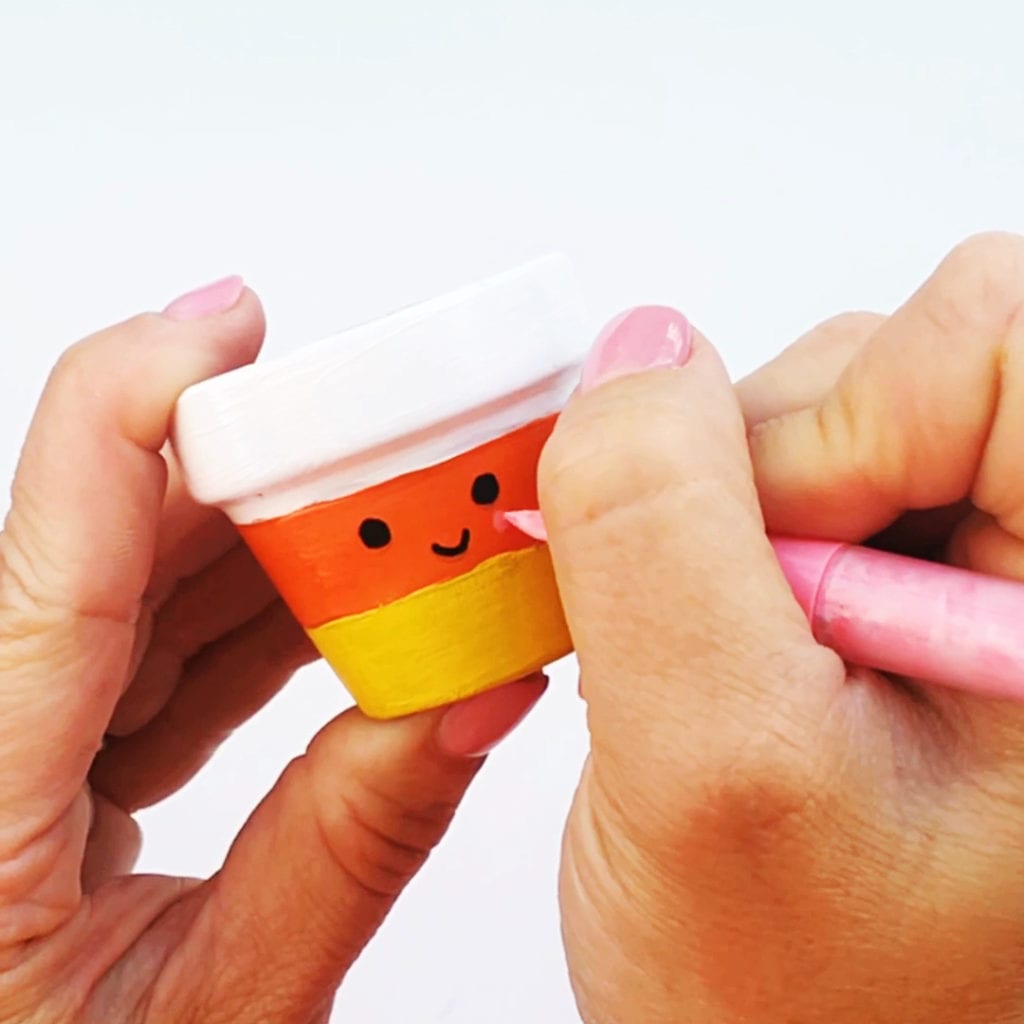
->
[[308, 545, 573, 719]]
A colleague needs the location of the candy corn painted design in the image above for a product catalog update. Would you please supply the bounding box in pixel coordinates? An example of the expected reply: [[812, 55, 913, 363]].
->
[[172, 255, 589, 717], [239, 416, 571, 717]]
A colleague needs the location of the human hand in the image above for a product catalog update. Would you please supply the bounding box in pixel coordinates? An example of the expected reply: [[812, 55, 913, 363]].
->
[[0, 278, 546, 1024], [546, 234, 1024, 1023]]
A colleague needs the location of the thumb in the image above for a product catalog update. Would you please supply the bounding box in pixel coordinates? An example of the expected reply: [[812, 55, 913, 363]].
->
[[157, 676, 547, 1024], [539, 307, 842, 839]]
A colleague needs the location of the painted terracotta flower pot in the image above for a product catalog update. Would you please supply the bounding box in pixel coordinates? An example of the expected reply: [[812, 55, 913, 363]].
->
[[173, 256, 588, 717]]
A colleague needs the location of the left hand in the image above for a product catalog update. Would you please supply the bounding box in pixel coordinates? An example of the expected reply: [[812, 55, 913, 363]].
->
[[0, 278, 545, 1024]]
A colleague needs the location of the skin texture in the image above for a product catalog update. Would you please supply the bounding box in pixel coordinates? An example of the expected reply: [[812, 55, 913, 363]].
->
[[547, 232, 1024, 1023], [0, 290, 547, 1024]]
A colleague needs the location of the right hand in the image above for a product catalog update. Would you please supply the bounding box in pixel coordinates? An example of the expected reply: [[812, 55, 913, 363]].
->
[[546, 233, 1024, 1023]]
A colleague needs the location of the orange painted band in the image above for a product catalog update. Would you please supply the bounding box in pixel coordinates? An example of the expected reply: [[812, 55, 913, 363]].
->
[[240, 416, 556, 628]]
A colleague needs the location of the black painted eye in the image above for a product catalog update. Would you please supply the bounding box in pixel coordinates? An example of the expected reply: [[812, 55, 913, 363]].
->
[[471, 472, 500, 505], [358, 517, 391, 549]]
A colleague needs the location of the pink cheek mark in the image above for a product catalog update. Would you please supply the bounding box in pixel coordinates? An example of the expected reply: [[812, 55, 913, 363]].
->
[[501, 509, 548, 542]]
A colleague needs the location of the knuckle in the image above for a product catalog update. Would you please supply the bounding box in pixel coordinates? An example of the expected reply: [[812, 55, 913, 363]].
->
[[47, 336, 95, 393], [816, 384, 891, 500], [932, 231, 1024, 335], [0, 534, 62, 646], [49, 314, 164, 390], [45, 340, 104, 409], [810, 310, 886, 344], [0, 524, 133, 644], [305, 725, 457, 902]]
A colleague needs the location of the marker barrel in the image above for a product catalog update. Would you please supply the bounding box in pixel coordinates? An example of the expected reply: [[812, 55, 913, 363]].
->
[[772, 537, 1024, 700]]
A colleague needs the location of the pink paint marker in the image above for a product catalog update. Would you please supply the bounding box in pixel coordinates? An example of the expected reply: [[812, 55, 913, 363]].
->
[[503, 511, 1024, 701]]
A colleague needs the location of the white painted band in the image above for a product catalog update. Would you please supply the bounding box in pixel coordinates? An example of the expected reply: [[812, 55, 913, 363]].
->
[[171, 254, 589, 523]]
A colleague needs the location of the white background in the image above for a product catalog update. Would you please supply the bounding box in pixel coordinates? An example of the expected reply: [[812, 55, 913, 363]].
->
[[2, 2, 1023, 1021]]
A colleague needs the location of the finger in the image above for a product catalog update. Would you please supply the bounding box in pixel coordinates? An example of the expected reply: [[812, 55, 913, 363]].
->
[[736, 312, 885, 425], [0, 280, 263, 882], [108, 541, 279, 736], [149, 447, 240, 605], [117, 454, 242, 709], [80, 792, 141, 892], [737, 312, 980, 558], [148, 680, 546, 1023], [436, 673, 550, 757], [90, 601, 316, 812], [948, 508, 1024, 577], [749, 232, 1024, 543], [539, 307, 844, 839]]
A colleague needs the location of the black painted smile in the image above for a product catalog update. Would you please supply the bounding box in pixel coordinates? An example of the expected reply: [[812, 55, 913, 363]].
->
[[431, 528, 471, 558]]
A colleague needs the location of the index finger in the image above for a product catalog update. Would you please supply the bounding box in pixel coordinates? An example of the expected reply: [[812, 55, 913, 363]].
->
[[0, 283, 264, 931], [749, 232, 1024, 543]]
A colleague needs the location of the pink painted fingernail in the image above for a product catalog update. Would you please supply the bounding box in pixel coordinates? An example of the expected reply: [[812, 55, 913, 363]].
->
[[437, 673, 548, 758], [162, 275, 245, 321], [580, 305, 693, 393]]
